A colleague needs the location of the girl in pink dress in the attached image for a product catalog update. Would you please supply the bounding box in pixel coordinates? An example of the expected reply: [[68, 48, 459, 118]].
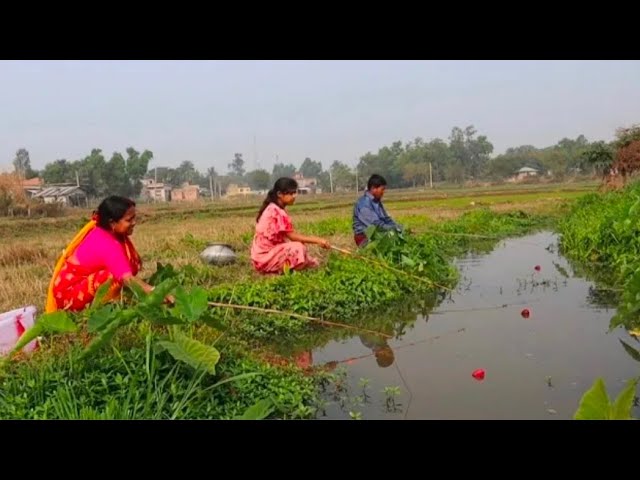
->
[[251, 177, 331, 274]]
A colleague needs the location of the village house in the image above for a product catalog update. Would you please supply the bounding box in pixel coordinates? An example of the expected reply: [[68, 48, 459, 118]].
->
[[32, 185, 88, 207], [20, 177, 44, 198], [141, 178, 172, 202], [225, 183, 252, 197], [293, 172, 319, 194], [171, 182, 200, 202], [513, 166, 539, 181]]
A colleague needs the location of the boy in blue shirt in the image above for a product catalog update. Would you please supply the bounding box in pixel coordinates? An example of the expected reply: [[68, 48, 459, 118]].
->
[[352, 174, 403, 247]]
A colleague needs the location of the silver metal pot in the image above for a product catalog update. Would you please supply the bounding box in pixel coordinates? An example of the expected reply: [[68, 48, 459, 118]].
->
[[199, 243, 237, 266]]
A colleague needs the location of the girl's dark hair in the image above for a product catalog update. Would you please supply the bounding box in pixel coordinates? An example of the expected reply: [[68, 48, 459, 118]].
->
[[256, 177, 298, 222], [95, 195, 136, 230]]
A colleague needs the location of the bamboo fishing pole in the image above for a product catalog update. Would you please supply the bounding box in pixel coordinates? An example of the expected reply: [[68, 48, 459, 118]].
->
[[330, 245, 453, 291], [324, 327, 468, 368], [415, 229, 550, 249], [429, 300, 538, 314], [207, 301, 392, 339]]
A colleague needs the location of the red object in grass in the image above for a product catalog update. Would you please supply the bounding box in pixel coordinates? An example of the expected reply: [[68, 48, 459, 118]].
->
[[534, 265, 541, 272], [472, 369, 485, 381], [521, 308, 531, 318]]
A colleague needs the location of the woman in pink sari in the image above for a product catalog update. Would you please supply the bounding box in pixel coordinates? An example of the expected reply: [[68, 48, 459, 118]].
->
[[46, 196, 173, 313], [251, 177, 331, 274]]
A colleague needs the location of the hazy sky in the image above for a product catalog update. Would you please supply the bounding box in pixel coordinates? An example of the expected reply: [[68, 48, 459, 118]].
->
[[1, 60, 638, 174]]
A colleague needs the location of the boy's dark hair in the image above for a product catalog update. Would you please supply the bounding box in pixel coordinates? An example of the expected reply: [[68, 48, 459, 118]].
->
[[95, 196, 136, 230], [367, 174, 387, 190]]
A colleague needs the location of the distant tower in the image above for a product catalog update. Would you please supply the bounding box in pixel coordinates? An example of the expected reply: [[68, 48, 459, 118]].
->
[[253, 134, 259, 170]]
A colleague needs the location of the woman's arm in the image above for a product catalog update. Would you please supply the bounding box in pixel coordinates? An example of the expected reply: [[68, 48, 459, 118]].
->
[[285, 231, 331, 249], [122, 273, 154, 294], [122, 274, 175, 304]]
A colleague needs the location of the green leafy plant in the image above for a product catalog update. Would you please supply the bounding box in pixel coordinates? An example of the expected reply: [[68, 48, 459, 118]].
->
[[383, 386, 402, 413], [574, 377, 638, 420], [157, 328, 220, 375], [358, 377, 371, 402], [233, 399, 275, 420]]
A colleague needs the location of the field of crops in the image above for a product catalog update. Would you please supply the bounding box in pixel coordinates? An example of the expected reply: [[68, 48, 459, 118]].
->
[[5, 180, 638, 420]]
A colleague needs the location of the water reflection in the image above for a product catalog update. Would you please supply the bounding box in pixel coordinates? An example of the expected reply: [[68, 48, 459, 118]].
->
[[359, 334, 395, 368], [308, 231, 640, 419]]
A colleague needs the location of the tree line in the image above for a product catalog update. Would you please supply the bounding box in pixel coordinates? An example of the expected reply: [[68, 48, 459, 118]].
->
[[10, 123, 640, 199]]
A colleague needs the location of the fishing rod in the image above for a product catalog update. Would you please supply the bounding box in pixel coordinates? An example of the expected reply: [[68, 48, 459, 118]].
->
[[415, 228, 552, 249], [319, 327, 468, 368], [313, 298, 550, 367], [429, 299, 540, 314], [207, 301, 392, 339], [330, 245, 453, 291]]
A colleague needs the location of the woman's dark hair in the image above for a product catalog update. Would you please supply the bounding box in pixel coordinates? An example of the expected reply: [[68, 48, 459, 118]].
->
[[256, 177, 298, 222], [95, 195, 136, 230]]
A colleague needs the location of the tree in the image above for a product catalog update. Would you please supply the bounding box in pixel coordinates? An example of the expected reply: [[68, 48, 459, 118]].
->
[[38, 147, 151, 198], [330, 161, 355, 190], [91, 148, 151, 196], [445, 163, 465, 184], [485, 144, 542, 180], [126, 148, 153, 197], [317, 171, 331, 192], [402, 163, 421, 187], [614, 125, 640, 149], [13, 148, 36, 179], [396, 139, 425, 187], [176, 161, 197, 185], [299, 157, 323, 178], [554, 136, 590, 172], [74, 149, 109, 197], [42, 159, 74, 184], [448, 126, 493, 181], [357, 140, 405, 187], [396, 137, 437, 187], [579, 141, 614, 179], [485, 155, 523, 180], [0, 172, 27, 212], [467, 133, 494, 178], [105, 152, 129, 196], [271, 163, 297, 182], [614, 140, 640, 181], [448, 127, 468, 180], [423, 139, 452, 183], [151, 166, 179, 187], [245, 169, 271, 190], [228, 153, 245, 177], [504, 145, 538, 157]]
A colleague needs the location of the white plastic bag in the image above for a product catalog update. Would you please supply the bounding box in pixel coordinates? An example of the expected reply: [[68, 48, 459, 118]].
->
[[0, 305, 39, 357]]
